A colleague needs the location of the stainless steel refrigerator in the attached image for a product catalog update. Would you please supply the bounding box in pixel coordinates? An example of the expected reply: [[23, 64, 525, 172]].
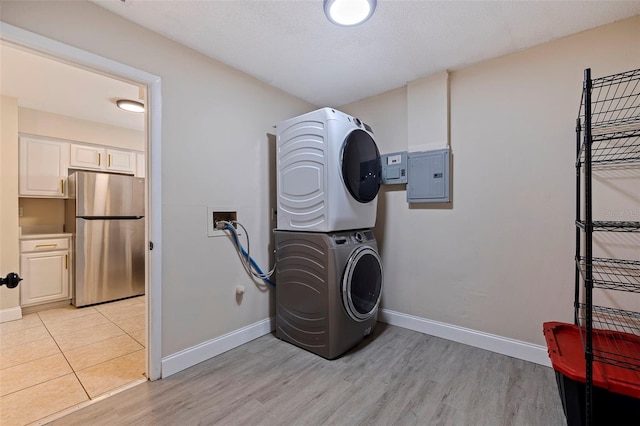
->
[[66, 171, 145, 307]]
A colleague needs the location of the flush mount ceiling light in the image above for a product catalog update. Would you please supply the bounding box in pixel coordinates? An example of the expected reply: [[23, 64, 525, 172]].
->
[[116, 99, 145, 113], [324, 0, 376, 26]]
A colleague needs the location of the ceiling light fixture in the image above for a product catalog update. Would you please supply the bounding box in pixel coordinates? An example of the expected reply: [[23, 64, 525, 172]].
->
[[116, 99, 145, 113], [323, 0, 376, 27]]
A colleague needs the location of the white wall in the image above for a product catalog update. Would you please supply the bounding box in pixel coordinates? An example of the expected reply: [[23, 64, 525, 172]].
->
[[18, 198, 65, 231], [0, 2, 315, 358], [407, 71, 449, 151], [342, 15, 640, 347], [3, 1, 637, 366], [18, 108, 145, 151], [0, 96, 20, 316]]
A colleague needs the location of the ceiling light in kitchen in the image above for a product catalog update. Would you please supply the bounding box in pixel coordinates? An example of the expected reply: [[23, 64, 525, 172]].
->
[[324, 0, 376, 26], [116, 99, 145, 113]]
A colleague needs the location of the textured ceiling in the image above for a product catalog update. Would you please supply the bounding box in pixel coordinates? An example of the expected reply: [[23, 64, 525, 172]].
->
[[92, 0, 640, 107]]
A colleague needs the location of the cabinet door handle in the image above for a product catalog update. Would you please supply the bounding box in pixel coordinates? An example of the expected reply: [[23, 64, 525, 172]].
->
[[65, 254, 68, 270], [108, 154, 111, 167], [60, 179, 64, 194], [98, 153, 101, 166], [35, 244, 58, 249]]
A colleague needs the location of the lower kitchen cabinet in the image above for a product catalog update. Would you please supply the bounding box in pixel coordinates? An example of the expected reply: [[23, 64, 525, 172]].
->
[[20, 236, 72, 307]]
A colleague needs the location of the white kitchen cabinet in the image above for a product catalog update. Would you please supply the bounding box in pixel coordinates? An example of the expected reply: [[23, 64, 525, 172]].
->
[[70, 144, 103, 170], [106, 148, 136, 173], [20, 235, 71, 307], [70, 144, 136, 174], [136, 152, 146, 178], [19, 136, 69, 197]]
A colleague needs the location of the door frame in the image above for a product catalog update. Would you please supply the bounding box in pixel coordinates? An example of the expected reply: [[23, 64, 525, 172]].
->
[[1, 22, 163, 380]]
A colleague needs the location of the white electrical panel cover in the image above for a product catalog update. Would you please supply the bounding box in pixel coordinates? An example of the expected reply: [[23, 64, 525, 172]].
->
[[407, 148, 450, 203]]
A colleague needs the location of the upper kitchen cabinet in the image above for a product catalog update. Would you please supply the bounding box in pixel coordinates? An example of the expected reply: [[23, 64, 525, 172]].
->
[[19, 136, 69, 198], [106, 148, 136, 174], [70, 144, 136, 174], [69, 144, 102, 170]]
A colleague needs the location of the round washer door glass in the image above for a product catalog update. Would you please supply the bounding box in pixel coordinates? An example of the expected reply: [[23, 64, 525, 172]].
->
[[342, 246, 383, 322], [341, 129, 380, 203]]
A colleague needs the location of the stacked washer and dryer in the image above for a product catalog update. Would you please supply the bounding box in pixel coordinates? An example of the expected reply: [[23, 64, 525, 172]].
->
[[274, 108, 384, 359]]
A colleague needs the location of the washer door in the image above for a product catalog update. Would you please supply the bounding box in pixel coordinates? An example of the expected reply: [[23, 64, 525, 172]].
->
[[342, 246, 383, 322], [341, 129, 381, 203]]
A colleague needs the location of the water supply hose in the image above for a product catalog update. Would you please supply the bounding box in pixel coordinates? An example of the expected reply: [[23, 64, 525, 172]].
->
[[221, 222, 275, 287]]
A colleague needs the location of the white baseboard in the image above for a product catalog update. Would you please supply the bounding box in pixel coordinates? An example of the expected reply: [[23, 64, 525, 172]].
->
[[160, 311, 550, 378], [161, 316, 275, 378], [0, 306, 22, 323], [379, 309, 551, 367]]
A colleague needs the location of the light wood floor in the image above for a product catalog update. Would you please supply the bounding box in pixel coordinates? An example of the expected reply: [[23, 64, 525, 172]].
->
[[0, 296, 146, 425], [52, 323, 565, 425]]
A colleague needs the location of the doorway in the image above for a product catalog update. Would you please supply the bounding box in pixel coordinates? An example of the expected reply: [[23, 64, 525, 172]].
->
[[0, 22, 161, 424]]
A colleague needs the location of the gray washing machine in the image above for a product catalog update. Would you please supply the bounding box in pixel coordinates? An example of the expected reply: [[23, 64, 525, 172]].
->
[[274, 229, 383, 359]]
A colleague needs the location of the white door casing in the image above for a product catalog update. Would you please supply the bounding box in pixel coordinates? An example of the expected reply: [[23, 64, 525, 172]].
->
[[1, 22, 163, 381]]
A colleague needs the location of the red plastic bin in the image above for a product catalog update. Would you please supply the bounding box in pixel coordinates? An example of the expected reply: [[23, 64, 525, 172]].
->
[[543, 321, 640, 425]]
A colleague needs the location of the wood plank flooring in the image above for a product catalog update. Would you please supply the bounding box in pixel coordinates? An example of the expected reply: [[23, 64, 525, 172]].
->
[[52, 323, 565, 425]]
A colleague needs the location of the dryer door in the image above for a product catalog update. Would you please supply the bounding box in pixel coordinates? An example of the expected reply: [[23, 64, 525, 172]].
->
[[341, 129, 381, 203], [342, 246, 383, 322]]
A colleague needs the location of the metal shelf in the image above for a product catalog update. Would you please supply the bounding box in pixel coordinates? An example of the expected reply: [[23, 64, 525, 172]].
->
[[578, 304, 640, 371], [577, 131, 640, 165], [580, 69, 640, 131], [577, 257, 640, 293], [577, 69, 640, 166], [576, 220, 640, 232], [573, 67, 640, 424]]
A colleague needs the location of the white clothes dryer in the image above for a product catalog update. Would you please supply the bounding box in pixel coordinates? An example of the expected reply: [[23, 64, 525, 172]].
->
[[275, 108, 381, 232]]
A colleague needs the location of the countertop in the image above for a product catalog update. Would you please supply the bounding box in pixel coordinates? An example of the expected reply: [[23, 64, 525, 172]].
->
[[19, 233, 73, 240]]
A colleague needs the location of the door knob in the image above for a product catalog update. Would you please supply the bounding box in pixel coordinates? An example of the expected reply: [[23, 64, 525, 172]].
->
[[1, 273, 22, 289]]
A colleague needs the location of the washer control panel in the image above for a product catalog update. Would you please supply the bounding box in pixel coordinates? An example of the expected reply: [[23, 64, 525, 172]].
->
[[332, 230, 374, 246]]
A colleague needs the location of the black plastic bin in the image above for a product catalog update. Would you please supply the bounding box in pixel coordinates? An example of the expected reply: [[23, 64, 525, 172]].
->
[[555, 370, 640, 426], [543, 322, 640, 425]]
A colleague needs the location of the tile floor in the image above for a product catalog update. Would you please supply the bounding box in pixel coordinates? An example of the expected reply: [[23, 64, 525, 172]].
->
[[0, 296, 146, 425]]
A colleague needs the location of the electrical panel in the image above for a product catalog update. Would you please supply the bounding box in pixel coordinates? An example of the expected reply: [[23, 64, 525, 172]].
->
[[380, 151, 408, 185], [407, 148, 450, 203]]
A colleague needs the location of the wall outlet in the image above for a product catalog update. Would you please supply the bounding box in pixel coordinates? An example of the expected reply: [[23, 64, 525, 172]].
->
[[207, 207, 238, 237]]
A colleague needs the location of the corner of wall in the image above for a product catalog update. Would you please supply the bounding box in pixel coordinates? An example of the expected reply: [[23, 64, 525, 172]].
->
[[407, 71, 450, 152], [0, 95, 22, 315]]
